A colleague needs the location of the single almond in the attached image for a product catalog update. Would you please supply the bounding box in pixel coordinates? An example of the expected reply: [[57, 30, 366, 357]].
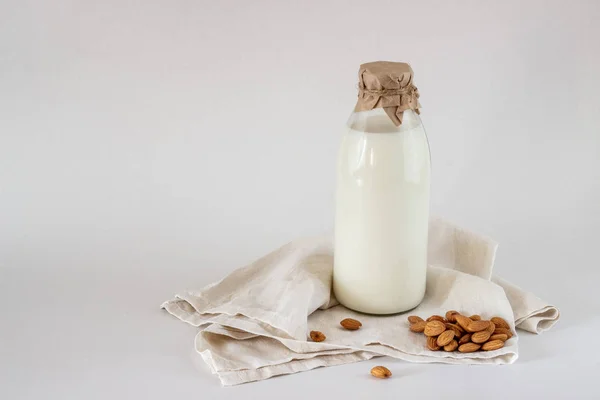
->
[[453, 322, 466, 333], [458, 333, 472, 345], [309, 331, 326, 342], [340, 318, 362, 330], [471, 330, 491, 343], [486, 321, 496, 335], [424, 320, 446, 337], [482, 340, 505, 351], [458, 342, 481, 353], [491, 317, 510, 330], [494, 327, 513, 338], [370, 365, 392, 378], [466, 320, 491, 333], [426, 315, 445, 323], [436, 330, 455, 346], [455, 315, 472, 331], [469, 314, 481, 321], [427, 336, 441, 351], [443, 340, 458, 352], [408, 315, 424, 324], [409, 320, 427, 333], [445, 323, 464, 338], [489, 333, 508, 342], [445, 310, 459, 323]]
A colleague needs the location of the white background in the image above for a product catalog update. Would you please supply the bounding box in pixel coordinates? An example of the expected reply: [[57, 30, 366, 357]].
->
[[1, 0, 599, 398]]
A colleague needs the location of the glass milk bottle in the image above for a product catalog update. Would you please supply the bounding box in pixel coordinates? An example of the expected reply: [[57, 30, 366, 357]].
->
[[333, 61, 431, 314]]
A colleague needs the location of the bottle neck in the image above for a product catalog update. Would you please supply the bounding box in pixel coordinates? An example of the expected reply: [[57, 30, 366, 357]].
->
[[347, 108, 421, 134]]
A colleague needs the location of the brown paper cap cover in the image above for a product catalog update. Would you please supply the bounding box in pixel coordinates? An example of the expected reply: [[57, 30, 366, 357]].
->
[[354, 61, 421, 126]]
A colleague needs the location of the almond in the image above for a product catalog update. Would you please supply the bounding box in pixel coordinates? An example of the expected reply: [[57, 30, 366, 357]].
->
[[426, 315, 445, 323], [482, 340, 505, 351], [444, 340, 458, 352], [491, 317, 510, 330], [471, 330, 491, 343], [436, 330, 455, 346], [489, 333, 508, 342], [309, 331, 326, 342], [370, 365, 392, 379], [455, 315, 472, 331], [466, 320, 491, 333], [340, 318, 362, 330], [427, 336, 441, 351], [486, 321, 496, 335], [424, 320, 446, 337], [445, 310, 459, 323], [445, 323, 464, 338], [494, 327, 513, 338], [458, 342, 481, 353], [409, 320, 427, 333], [458, 333, 472, 345], [407, 311, 513, 353]]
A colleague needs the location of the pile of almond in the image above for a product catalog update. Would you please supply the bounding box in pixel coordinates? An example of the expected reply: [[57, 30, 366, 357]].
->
[[408, 311, 513, 353]]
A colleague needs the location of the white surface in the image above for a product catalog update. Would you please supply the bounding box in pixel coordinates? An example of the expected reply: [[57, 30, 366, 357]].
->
[[1, 0, 599, 398], [1, 265, 596, 399]]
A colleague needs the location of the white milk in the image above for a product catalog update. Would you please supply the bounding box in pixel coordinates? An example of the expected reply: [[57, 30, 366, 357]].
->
[[333, 108, 431, 314]]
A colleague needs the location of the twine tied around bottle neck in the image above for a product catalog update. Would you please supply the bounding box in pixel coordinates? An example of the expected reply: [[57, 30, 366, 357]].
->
[[357, 87, 415, 97]]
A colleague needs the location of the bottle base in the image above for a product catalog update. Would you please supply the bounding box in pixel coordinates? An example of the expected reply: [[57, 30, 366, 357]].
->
[[334, 293, 425, 316]]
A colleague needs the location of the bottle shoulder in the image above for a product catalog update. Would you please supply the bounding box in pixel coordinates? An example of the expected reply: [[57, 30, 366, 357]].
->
[[347, 108, 424, 134]]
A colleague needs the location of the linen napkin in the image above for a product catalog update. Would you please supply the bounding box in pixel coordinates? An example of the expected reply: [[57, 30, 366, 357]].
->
[[161, 217, 559, 386]]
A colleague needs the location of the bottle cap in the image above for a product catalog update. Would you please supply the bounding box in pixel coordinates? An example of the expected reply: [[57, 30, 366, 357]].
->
[[354, 61, 421, 126]]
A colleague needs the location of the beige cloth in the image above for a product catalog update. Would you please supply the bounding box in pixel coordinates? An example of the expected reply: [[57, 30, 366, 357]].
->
[[161, 217, 559, 386]]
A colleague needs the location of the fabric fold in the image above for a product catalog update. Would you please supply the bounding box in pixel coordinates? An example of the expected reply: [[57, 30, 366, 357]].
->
[[162, 218, 559, 386]]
